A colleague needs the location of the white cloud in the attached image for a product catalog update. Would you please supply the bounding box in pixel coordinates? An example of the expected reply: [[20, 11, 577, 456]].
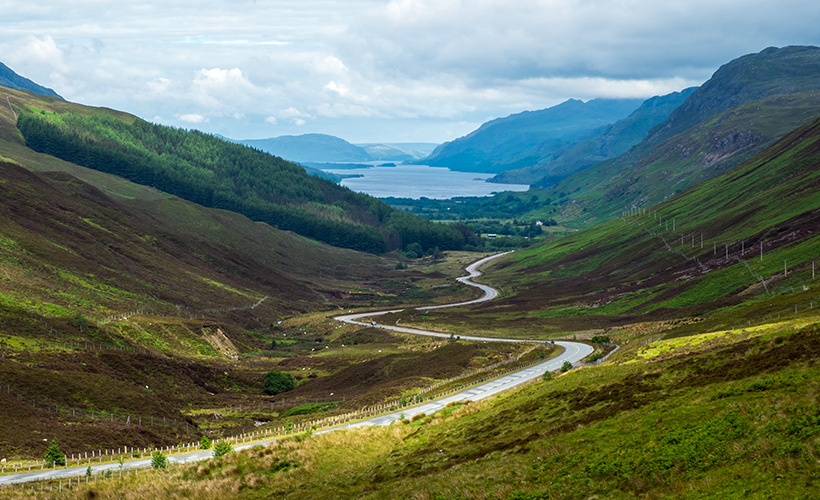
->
[[178, 113, 208, 124], [1, 0, 819, 142]]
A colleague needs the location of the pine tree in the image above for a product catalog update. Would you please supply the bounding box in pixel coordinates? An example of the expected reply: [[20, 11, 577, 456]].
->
[[44, 438, 66, 467]]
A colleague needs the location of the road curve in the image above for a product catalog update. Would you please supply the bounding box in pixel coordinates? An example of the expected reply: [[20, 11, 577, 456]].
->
[[0, 252, 592, 486], [331, 252, 592, 426]]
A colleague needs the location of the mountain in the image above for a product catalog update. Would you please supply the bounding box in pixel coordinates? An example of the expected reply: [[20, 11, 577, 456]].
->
[[535, 45, 820, 227], [490, 88, 697, 186], [422, 97, 645, 174], [235, 134, 437, 164], [358, 142, 438, 161], [12, 96, 471, 254], [237, 133, 371, 163], [0, 61, 62, 98]]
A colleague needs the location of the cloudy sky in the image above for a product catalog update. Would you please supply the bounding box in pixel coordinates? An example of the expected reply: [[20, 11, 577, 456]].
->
[[2, 0, 820, 144]]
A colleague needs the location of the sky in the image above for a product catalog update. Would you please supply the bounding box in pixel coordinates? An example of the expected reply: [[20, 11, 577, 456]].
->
[[2, 0, 820, 144]]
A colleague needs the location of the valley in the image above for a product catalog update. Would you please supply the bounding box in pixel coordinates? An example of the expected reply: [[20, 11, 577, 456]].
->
[[0, 44, 819, 499]]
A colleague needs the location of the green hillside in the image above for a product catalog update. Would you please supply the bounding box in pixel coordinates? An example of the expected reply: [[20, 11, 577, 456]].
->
[[0, 86, 493, 458], [11, 98, 469, 254]]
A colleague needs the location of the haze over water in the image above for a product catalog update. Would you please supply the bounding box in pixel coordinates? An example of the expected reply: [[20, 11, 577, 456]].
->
[[322, 164, 530, 199]]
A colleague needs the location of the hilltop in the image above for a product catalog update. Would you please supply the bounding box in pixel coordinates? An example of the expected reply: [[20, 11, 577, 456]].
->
[[233, 134, 435, 163]]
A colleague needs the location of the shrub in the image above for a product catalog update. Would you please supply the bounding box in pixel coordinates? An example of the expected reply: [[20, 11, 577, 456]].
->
[[44, 438, 66, 467], [264, 370, 297, 395], [199, 435, 212, 450], [404, 242, 423, 259], [561, 361, 573, 373], [542, 370, 553, 381], [213, 441, 233, 457], [151, 451, 168, 469]]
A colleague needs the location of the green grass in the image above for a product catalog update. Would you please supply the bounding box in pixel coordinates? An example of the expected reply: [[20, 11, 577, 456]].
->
[[13, 319, 817, 499]]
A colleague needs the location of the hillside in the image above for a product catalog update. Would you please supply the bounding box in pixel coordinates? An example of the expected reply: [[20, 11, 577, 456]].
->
[[490, 88, 697, 187], [412, 113, 820, 342], [16, 105, 820, 500], [423, 97, 644, 174], [0, 85, 492, 458], [536, 45, 820, 227], [10, 94, 470, 254]]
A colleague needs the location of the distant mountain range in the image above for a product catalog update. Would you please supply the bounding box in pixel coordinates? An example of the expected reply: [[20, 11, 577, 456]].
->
[[489, 88, 697, 186], [421, 97, 646, 174], [233, 133, 436, 163], [0, 61, 62, 98]]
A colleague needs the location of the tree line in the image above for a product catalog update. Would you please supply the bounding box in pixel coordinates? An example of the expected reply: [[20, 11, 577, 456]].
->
[[17, 109, 471, 253]]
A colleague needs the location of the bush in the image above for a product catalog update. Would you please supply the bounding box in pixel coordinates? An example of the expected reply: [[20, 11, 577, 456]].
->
[[199, 436, 212, 450], [542, 370, 553, 381], [404, 242, 423, 259], [151, 450, 168, 469], [44, 438, 66, 467], [264, 370, 297, 395], [213, 441, 233, 457], [561, 361, 573, 373]]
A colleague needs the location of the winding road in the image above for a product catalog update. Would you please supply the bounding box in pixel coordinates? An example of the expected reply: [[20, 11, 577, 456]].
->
[[0, 252, 592, 487]]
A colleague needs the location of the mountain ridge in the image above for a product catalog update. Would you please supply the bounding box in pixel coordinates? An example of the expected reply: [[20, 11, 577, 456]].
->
[[490, 88, 697, 186], [423, 97, 645, 174], [0, 61, 62, 99]]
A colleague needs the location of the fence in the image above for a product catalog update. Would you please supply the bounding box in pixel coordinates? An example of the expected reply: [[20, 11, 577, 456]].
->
[[0, 342, 554, 477], [621, 208, 818, 298], [1, 383, 194, 433]]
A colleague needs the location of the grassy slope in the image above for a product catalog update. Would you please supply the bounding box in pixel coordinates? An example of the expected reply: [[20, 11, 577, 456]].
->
[[12, 309, 817, 500]]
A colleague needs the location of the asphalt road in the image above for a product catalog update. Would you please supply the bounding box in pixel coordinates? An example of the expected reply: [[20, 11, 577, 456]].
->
[[0, 252, 593, 486]]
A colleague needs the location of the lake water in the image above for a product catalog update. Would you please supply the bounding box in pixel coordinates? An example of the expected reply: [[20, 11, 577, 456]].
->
[[321, 164, 530, 199]]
